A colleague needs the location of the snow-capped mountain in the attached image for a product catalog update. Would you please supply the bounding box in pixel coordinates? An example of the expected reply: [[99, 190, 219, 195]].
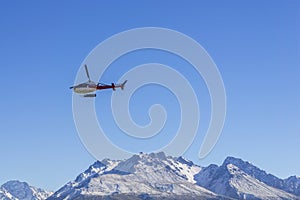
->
[[47, 152, 228, 200], [222, 157, 300, 196], [0, 180, 51, 200], [3, 153, 299, 200], [47, 152, 300, 200], [194, 156, 300, 199]]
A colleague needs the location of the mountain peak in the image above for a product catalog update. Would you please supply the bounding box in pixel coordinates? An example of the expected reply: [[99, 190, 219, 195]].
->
[[87, 160, 107, 172], [177, 156, 194, 167], [48, 152, 209, 200], [74, 159, 120, 183], [195, 156, 300, 199], [149, 151, 167, 160], [113, 152, 168, 173], [0, 180, 51, 200], [2, 180, 33, 200], [2, 180, 29, 189], [223, 156, 248, 167]]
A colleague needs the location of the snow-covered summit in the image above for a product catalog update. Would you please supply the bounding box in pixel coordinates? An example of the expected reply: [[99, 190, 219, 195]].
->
[[47, 152, 219, 200], [0, 180, 51, 200]]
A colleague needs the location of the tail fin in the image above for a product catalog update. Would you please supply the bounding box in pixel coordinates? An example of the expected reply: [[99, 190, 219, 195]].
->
[[120, 80, 127, 90]]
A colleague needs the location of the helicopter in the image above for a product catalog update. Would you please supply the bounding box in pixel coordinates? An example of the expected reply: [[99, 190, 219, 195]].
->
[[70, 65, 127, 97]]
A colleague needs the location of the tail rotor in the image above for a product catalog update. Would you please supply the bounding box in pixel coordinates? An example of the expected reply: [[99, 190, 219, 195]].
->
[[120, 80, 127, 90]]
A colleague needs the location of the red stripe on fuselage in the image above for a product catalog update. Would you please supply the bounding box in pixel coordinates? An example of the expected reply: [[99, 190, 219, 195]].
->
[[96, 85, 114, 90]]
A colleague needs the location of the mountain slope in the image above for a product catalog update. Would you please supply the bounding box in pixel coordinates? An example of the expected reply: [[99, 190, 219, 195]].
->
[[195, 157, 300, 200], [284, 176, 300, 196], [47, 152, 227, 200], [223, 157, 300, 196], [0, 180, 51, 200]]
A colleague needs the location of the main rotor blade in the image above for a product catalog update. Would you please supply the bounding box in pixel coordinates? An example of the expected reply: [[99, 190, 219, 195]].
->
[[84, 64, 91, 82]]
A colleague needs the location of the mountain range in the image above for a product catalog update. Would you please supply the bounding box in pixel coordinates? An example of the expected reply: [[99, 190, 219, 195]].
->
[[1, 152, 299, 200]]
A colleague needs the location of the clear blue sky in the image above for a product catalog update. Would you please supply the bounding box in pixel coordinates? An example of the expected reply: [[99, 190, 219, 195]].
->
[[0, 1, 299, 191]]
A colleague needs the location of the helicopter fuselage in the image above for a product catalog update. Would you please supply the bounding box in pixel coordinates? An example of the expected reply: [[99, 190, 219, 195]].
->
[[73, 82, 97, 94]]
